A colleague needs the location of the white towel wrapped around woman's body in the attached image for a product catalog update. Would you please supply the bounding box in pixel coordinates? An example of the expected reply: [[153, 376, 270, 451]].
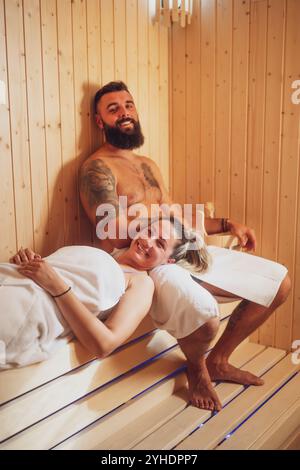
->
[[0, 246, 126, 369]]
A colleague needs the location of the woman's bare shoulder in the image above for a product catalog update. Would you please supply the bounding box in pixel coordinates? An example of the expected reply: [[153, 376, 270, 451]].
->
[[125, 271, 153, 286]]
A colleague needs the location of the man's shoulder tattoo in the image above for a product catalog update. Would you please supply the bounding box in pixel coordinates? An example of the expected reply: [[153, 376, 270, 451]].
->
[[80, 159, 119, 208]]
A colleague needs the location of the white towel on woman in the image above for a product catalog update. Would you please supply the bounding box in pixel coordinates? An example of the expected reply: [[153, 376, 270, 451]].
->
[[0, 246, 125, 369]]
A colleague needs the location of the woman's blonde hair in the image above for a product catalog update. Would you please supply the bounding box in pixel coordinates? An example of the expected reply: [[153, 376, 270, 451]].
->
[[146, 215, 211, 273], [168, 216, 211, 273]]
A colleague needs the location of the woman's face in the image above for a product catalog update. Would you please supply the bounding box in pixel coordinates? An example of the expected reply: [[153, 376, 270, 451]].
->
[[127, 219, 180, 270]]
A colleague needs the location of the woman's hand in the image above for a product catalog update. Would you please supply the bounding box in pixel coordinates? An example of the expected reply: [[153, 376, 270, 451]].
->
[[17, 259, 67, 296], [10, 247, 41, 265], [227, 220, 257, 252]]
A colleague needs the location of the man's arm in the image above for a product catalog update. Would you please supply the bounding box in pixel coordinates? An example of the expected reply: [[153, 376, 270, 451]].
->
[[79, 158, 119, 225], [204, 217, 225, 235], [145, 158, 257, 250], [79, 158, 129, 249], [204, 216, 257, 251]]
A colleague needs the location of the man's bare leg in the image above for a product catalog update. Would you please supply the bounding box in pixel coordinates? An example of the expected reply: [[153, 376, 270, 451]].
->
[[177, 318, 222, 411], [203, 274, 292, 386]]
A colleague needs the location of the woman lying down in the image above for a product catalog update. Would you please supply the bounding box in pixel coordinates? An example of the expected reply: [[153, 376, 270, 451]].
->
[[0, 217, 209, 369]]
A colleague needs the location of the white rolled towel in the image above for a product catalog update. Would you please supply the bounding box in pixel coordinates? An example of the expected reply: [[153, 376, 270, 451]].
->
[[0, 246, 125, 369]]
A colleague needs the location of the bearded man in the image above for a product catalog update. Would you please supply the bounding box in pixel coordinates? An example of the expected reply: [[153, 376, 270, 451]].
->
[[80, 81, 291, 412]]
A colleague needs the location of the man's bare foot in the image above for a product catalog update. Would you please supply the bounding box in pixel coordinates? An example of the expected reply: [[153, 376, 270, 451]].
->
[[206, 356, 264, 386], [186, 362, 222, 412]]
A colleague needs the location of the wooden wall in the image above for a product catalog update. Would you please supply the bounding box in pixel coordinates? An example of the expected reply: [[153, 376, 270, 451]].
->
[[170, 0, 300, 350], [0, 0, 169, 259], [1, 0, 299, 351]]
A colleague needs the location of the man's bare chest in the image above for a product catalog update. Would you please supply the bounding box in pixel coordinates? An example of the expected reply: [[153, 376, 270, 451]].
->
[[114, 160, 162, 205]]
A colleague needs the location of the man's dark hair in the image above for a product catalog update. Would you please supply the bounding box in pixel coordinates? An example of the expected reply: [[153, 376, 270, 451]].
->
[[94, 81, 130, 114]]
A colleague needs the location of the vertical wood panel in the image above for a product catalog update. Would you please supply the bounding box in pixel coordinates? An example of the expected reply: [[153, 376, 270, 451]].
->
[[23, 0, 48, 254], [100, 0, 114, 83], [230, 0, 250, 223], [171, 22, 186, 204], [275, 0, 300, 350], [57, 0, 78, 247], [1, 0, 169, 260], [199, 0, 216, 203], [171, 0, 300, 349], [148, 0, 160, 167], [41, 0, 64, 253], [137, 0, 149, 156], [72, 0, 93, 245], [259, 0, 286, 346], [215, 0, 232, 216], [158, 19, 169, 186], [114, 0, 127, 81], [5, 0, 34, 249], [126, 0, 138, 105], [246, 0, 268, 253], [87, 0, 102, 154], [246, 0, 268, 343], [186, 0, 201, 203], [293, 114, 300, 343], [0, 0, 17, 260]]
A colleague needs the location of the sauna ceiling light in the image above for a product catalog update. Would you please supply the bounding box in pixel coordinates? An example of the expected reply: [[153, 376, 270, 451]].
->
[[155, 0, 193, 28]]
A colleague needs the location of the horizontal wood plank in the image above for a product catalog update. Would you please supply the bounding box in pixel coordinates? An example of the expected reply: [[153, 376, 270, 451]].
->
[[55, 373, 188, 450], [0, 329, 177, 443], [0, 346, 186, 449], [217, 372, 300, 450], [133, 343, 271, 450], [0, 315, 156, 405], [102, 342, 265, 451], [176, 353, 298, 450]]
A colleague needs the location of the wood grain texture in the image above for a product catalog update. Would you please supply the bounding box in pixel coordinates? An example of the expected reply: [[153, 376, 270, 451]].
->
[[0, 0, 169, 258], [170, 0, 300, 350]]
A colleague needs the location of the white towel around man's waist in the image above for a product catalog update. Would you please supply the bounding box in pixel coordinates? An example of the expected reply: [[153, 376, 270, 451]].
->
[[0, 246, 125, 369], [192, 245, 288, 307]]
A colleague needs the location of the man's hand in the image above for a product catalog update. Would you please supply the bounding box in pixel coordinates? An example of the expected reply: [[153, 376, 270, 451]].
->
[[227, 220, 256, 252]]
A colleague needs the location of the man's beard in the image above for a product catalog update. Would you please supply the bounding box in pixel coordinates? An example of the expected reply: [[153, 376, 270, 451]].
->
[[102, 117, 145, 149]]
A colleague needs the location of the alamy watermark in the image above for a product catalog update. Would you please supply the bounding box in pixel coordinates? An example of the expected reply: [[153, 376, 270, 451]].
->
[[291, 340, 300, 365], [95, 197, 206, 250], [0, 340, 5, 366], [291, 80, 300, 105]]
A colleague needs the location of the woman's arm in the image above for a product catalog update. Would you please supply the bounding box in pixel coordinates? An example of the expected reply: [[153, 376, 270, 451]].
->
[[57, 274, 154, 357], [18, 259, 154, 358]]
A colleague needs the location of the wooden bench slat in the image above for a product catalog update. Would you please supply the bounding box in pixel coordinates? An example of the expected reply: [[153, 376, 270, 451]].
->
[[0, 346, 186, 449], [217, 372, 300, 450], [54, 371, 188, 450], [95, 342, 264, 451], [249, 396, 300, 450], [0, 299, 239, 407], [251, 396, 300, 450], [0, 312, 231, 445], [96, 390, 189, 451], [52, 316, 233, 450], [0, 329, 177, 442], [0, 315, 155, 405], [279, 417, 300, 450], [0, 317, 232, 449], [133, 343, 274, 450], [0, 301, 239, 448], [175, 352, 298, 450]]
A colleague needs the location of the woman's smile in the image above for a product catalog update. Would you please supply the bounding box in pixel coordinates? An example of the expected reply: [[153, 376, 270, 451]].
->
[[135, 239, 150, 257]]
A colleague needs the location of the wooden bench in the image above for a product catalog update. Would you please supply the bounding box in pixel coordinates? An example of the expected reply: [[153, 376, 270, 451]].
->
[[1, 297, 299, 450], [1, 226, 299, 450]]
